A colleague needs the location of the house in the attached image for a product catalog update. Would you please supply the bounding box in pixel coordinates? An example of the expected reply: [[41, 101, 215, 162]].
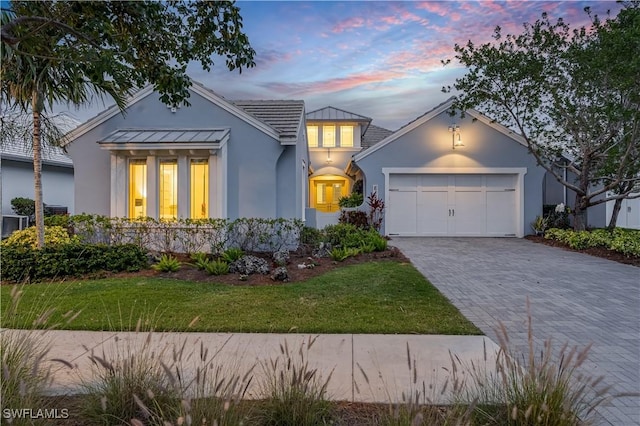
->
[[606, 193, 640, 229], [304, 106, 391, 228], [64, 83, 308, 222], [349, 98, 549, 237], [64, 81, 613, 237]]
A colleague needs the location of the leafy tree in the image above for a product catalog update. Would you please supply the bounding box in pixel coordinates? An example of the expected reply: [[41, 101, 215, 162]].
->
[[1, 1, 255, 247], [444, 2, 640, 230]]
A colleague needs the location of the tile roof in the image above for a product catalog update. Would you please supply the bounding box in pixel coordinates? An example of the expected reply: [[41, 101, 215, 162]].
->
[[362, 124, 393, 150], [1, 139, 73, 167], [98, 129, 229, 144], [306, 106, 372, 122], [232, 100, 305, 142]]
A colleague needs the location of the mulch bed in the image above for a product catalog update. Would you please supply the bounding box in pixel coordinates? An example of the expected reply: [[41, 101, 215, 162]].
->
[[106, 246, 411, 286], [525, 235, 640, 267]]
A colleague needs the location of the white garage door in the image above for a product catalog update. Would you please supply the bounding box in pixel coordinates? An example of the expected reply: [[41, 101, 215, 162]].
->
[[387, 174, 517, 237]]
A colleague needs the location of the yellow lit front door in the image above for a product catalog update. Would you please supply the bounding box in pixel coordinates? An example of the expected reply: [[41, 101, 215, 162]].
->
[[313, 180, 346, 212]]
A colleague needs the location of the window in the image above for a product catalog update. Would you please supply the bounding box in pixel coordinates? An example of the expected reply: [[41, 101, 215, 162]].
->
[[190, 159, 208, 219], [322, 125, 336, 147], [129, 160, 147, 218], [159, 159, 178, 219], [307, 125, 318, 147], [340, 126, 354, 147]]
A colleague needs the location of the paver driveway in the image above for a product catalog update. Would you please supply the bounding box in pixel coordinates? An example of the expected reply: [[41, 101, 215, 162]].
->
[[390, 237, 639, 426]]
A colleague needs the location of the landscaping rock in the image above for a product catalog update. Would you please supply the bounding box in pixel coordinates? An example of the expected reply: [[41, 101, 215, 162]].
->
[[273, 249, 290, 266], [229, 255, 270, 275], [271, 266, 289, 281]]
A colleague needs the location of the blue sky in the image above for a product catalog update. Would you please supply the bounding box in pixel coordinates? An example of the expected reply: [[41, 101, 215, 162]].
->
[[65, 1, 622, 130]]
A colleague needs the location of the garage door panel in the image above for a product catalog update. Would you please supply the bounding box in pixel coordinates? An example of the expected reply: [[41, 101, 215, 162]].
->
[[453, 191, 486, 235], [486, 174, 516, 190], [421, 175, 449, 189], [454, 174, 482, 189], [417, 191, 449, 235], [388, 190, 417, 235], [487, 191, 517, 235], [389, 174, 418, 189]]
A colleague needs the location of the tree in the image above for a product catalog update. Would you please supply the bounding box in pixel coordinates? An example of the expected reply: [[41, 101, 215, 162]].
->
[[1, 1, 256, 247], [444, 2, 640, 230]]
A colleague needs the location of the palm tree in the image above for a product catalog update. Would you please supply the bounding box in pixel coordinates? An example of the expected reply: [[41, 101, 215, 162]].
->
[[1, 12, 126, 247]]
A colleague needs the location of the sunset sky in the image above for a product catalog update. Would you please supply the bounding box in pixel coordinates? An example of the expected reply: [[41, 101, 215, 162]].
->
[[67, 1, 623, 130]]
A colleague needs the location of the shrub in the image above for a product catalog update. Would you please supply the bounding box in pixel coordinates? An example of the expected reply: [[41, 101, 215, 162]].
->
[[152, 254, 181, 272], [1, 225, 78, 249], [544, 227, 640, 257], [330, 247, 360, 262], [0, 243, 148, 283], [257, 337, 333, 426], [190, 252, 210, 270], [10, 197, 35, 217], [338, 192, 363, 208], [338, 210, 369, 229], [222, 247, 244, 263], [366, 192, 385, 231], [44, 214, 72, 228], [205, 259, 230, 276], [300, 226, 322, 246]]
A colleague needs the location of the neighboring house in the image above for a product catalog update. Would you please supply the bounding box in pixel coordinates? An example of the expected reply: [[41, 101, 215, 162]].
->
[[304, 106, 391, 228], [606, 193, 640, 229], [1, 112, 77, 237], [350, 97, 549, 237], [64, 82, 308, 222]]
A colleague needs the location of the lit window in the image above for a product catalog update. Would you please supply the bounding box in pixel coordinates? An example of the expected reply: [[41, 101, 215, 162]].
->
[[159, 159, 178, 220], [340, 126, 354, 147], [190, 159, 208, 219], [323, 125, 335, 147], [129, 160, 147, 218], [307, 125, 318, 147]]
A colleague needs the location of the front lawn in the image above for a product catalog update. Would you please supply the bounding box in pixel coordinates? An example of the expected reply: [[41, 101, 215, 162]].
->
[[1, 261, 481, 335]]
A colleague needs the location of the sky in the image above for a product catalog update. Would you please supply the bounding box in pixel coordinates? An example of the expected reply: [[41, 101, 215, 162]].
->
[[63, 1, 623, 131]]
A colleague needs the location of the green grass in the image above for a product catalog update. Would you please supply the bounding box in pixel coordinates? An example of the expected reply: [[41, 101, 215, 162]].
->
[[1, 261, 481, 335]]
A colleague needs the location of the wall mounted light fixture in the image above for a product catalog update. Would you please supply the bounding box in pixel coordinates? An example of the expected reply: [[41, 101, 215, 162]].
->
[[448, 124, 464, 149], [326, 148, 333, 164]]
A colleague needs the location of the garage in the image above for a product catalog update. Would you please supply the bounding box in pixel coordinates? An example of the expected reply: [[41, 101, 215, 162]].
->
[[386, 173, 519, 237]]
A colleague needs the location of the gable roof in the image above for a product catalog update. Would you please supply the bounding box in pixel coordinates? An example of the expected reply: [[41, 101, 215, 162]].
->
[[232, 100, 305, 144], [354, 97, 527, 162], [63, 81, 305, 146], [306, 106, 372, 123]]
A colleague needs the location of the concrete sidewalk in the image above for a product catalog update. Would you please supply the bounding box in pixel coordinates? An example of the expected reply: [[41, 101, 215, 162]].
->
[[3, 329, 498, 404]]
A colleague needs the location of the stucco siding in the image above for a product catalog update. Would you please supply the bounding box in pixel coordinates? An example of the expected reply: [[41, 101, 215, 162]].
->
[[355, 110, 546, 236], [1, 159, 74, 215]]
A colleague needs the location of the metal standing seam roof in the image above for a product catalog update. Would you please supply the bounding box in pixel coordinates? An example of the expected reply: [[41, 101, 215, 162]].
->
[[232, 100, 305, 141], [306, 106, 372, 122], [97, 129, 229, 144]]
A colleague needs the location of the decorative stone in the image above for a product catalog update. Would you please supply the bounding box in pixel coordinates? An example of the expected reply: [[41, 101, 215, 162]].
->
[[273, 250, 290, 266], [297, 263, 307, 269], [271, 266, 289, 282], [229, 255, 270, 275]]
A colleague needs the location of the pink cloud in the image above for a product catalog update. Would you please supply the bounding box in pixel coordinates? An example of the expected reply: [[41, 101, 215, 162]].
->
[[332, 16, 366, 33], [262, 70, 404, 96]]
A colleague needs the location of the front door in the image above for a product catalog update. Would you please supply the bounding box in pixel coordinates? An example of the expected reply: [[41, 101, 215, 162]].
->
[[313, 180, 346, 213]]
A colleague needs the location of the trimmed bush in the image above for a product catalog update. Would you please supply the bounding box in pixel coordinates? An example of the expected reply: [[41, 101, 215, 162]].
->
[[1, 225, 78, 249], [544, 227, 640, 257], [0, 243, 148, 283]]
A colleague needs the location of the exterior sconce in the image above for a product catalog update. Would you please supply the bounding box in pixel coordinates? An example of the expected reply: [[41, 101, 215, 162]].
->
[[326, 148, 333, 164], [448, 124, 464, 149]]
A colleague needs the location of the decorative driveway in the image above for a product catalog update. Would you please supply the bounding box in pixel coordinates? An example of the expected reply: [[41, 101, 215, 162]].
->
[[390, 237, 640, 426]]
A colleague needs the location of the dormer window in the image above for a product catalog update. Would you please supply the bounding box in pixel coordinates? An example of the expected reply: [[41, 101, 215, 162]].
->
[[340, 126, 353, 147], [307, 124, 358, 148]]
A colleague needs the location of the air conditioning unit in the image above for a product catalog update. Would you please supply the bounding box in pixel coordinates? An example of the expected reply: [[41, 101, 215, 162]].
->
[[1, 215, 30, 238]]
